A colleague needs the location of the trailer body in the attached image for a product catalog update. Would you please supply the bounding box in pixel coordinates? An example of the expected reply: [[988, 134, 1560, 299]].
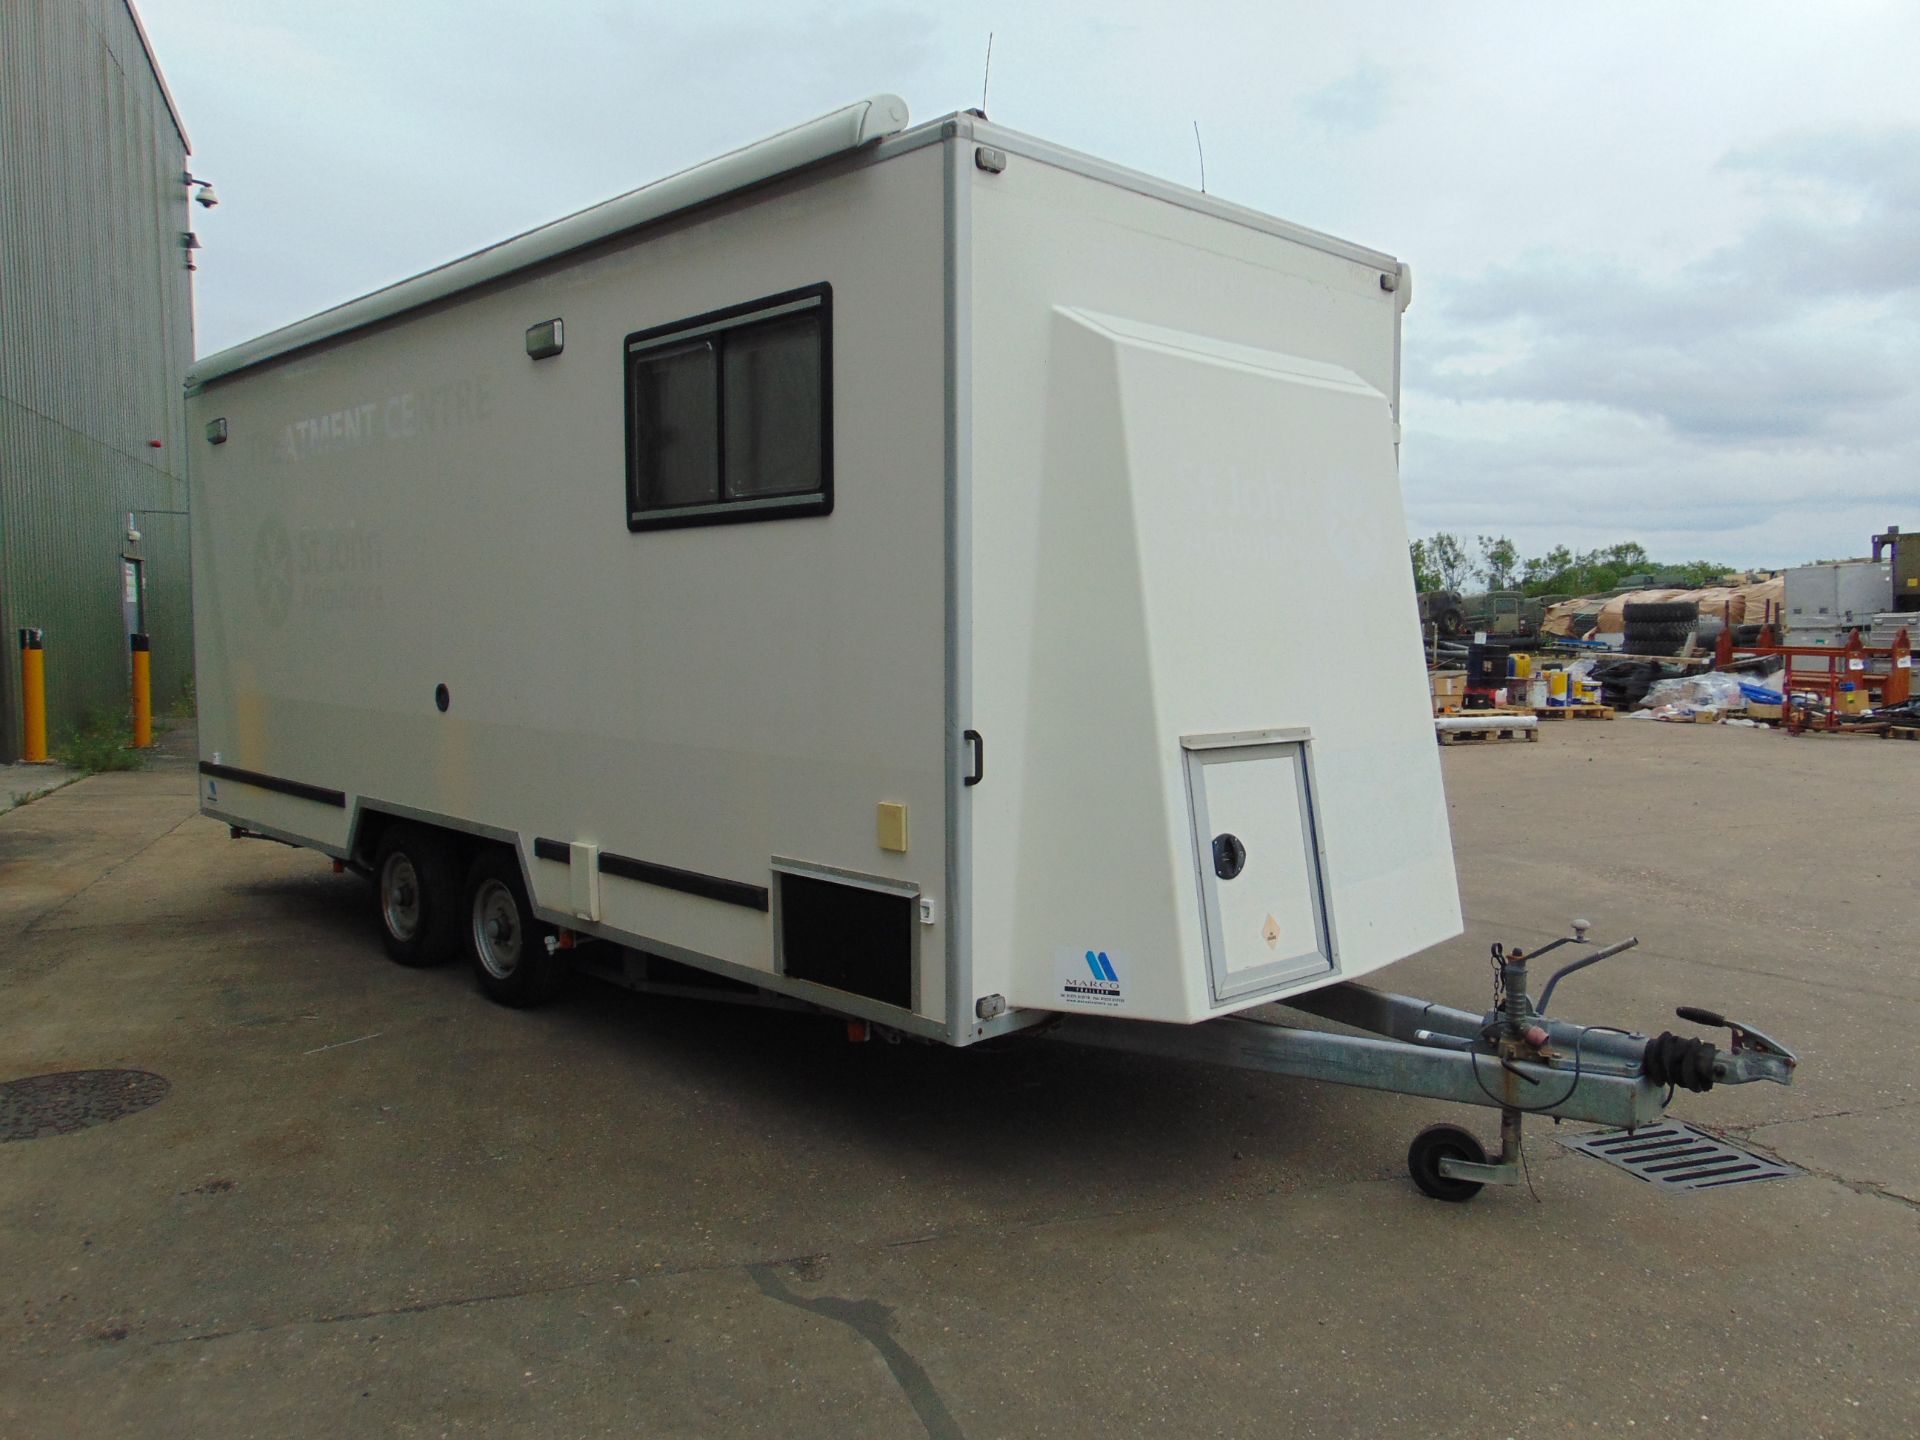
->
[[187, 99, 1459, 1043]]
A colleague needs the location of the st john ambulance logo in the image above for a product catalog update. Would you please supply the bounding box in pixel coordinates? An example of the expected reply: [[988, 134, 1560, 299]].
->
[[1061, 949, 1123, 1006]]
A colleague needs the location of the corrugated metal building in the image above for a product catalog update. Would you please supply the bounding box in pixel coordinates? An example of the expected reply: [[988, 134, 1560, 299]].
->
[[0, 0, 194, 762]]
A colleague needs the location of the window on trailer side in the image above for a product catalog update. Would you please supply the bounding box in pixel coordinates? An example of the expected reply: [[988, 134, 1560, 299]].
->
[[626, 285, 831, 529]]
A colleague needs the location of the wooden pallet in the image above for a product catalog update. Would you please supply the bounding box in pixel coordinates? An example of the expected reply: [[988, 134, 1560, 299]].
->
[[1437, 724, 1539, 746], [1826, 723, 1920, 741], [1529, 704, 1614, 721]]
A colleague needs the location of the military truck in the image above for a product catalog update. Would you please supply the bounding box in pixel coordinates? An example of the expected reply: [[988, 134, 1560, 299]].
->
[[1417, 587, 1467, 638]]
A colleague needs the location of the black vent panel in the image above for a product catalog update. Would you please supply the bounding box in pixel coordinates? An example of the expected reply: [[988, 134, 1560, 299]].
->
[[778, 873, 914, 1011]]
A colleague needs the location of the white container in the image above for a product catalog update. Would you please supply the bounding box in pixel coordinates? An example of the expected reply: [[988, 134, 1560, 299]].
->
[[1785, 560, 1892, 634], [185, 98, 1459, 1044]]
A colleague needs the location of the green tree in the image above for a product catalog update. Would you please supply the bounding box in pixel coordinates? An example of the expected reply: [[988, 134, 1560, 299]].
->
[[1426, 532, 1471, 590], [1520, 545, 1577, 594], [1409, 538, 1441, 592], [1475, 535, 1519, 589]]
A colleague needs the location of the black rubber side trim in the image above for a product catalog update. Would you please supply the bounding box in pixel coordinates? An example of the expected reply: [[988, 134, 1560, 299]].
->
[[198, 761, 346, 809], [598, 851, 768, 911], [532, 837, 570, 863]]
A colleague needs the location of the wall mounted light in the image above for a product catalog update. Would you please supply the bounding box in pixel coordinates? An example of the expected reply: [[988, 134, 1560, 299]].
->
[[526, 318, 564, 360]]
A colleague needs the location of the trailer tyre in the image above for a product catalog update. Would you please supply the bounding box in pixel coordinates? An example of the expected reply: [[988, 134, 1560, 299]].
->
[[1407, 1124, 1487, 1203], [375, 826, 462, 967], [464, 849, 565, 1008]]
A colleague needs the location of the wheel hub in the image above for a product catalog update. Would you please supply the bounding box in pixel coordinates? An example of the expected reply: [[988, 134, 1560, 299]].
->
[[472, 880, 522, 979], [381, 854, 422, 941]]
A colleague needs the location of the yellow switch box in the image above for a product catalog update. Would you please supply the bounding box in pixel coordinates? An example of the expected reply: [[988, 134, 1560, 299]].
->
[[877, 802, 908, 853]]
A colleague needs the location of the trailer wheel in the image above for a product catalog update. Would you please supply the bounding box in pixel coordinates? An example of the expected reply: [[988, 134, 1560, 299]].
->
[[464, 849, 565, 1008], [1407, 1124, 1487, 1203], [375, 826, 462, 966]]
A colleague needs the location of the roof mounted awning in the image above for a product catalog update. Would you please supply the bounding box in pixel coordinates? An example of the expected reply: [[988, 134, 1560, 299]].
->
[[190, 94, 910, 387]]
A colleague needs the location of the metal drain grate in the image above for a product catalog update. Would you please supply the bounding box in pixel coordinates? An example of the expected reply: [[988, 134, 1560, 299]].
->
[[1559, 1122, 1799, 1191]]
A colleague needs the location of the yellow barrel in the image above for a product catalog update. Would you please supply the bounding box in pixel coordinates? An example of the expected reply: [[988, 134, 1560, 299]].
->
[[130, 633, 152, 748], [1575, 677, 1602, 705], [1512, 653, 1532, 681], [1547, 669, 1570, 704], [19, 628, 48, 763]]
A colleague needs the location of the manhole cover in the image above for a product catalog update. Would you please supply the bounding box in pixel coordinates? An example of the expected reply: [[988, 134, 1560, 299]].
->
[[1559, 1122, 1798, 1191], [0, 1070, 171, 1142]]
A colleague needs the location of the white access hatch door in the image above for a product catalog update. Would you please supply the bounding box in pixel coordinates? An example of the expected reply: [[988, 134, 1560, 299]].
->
[[1183, 738, 1334, 1002]]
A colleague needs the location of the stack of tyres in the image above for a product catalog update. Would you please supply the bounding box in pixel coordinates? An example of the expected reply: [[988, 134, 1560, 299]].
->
[[1589, 658, 1664, 710], [1622, 600, 1699, 656]]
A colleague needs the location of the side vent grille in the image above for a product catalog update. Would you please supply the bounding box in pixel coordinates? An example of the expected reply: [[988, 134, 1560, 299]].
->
[[777, 872, 914, 1012]]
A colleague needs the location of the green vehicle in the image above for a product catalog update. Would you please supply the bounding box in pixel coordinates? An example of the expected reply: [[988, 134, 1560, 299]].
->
[[1418, 589, 1557, 643], [1463, 590, 1547, 641]]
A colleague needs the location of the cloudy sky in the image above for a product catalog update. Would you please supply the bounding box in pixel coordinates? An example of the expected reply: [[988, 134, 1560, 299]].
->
[[140, 0, 1919, 569]]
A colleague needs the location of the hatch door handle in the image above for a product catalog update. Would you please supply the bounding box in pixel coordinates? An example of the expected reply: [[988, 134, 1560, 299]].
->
[[963, 729, 984, 786]]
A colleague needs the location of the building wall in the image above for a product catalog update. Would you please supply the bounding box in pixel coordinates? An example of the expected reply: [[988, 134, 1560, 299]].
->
[[0, 0, 193, 762]]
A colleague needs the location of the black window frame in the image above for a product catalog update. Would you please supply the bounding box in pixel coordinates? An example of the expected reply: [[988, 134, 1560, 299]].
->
[[623, 282, 833, 532]]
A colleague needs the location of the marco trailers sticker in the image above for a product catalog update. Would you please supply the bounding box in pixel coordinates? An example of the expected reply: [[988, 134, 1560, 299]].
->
[[1059, 949, 1124, 1007]]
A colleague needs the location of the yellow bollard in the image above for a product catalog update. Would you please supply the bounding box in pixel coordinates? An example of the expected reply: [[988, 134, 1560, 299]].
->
[[130, 632, 153, 748], [19, 627, 49, 763]]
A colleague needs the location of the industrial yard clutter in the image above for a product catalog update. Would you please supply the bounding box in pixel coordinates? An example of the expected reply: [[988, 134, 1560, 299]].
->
[[183, 97, 1793, 1203], [1425, 525, 1916, 741]]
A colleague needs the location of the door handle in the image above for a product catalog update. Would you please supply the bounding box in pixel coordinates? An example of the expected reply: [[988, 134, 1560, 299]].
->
[[963, 729, 984, 786]]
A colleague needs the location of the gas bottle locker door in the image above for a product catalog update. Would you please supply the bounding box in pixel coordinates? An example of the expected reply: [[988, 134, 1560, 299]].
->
[[1182, 736, 1334, 1003]]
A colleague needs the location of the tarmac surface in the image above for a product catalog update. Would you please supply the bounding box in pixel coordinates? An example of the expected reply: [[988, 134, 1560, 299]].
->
[[1, 720, 1915, 1437]]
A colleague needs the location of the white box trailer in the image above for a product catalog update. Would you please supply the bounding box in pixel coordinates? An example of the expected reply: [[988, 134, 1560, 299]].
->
[[189, 99, 1793, 1199]]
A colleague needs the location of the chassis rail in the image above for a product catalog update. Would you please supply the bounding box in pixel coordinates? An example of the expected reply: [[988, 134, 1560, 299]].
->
[[1050, 1005, 1668, 1129]]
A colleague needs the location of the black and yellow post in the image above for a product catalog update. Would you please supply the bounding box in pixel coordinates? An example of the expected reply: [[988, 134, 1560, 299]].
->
[[18, 628, 49, 763], [130, 632, 153, 749]]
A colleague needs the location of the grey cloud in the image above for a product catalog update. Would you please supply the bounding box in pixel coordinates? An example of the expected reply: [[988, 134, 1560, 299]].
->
[[1722, 127, 1920, 202], [1399, 390, 1920, 566], [1416, 125, 1920, 445], [1300, 62, 1390, 133], [1416, 326, 1910, 441]]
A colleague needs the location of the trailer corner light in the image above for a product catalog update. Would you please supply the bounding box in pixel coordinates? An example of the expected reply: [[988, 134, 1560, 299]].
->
[[526, 318, 564, 360], [975, 146, 1007, 174], [205, 417, 229, 444]]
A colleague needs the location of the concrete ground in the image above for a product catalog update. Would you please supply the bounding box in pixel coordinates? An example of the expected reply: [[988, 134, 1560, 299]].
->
[[1, 720, 1914, 1438], [1, 760, 78, 816]]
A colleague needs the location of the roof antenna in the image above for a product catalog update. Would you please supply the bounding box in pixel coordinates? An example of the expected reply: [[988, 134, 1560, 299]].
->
[[1193, 120, 1207, 194], [981, 32, 994, 116]]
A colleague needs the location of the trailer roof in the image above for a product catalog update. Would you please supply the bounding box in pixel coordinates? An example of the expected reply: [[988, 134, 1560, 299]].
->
[[191, 97, 1403, 390]]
